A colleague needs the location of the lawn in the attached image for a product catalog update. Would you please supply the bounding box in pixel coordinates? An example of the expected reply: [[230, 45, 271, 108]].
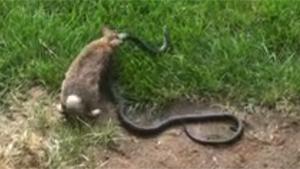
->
[[1, 0, 300, 105], [1, 0, 300, 168]]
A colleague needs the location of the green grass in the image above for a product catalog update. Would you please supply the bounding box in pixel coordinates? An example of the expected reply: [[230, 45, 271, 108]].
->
[[2, 0, 300, 105], [1, 1, 300, 168]]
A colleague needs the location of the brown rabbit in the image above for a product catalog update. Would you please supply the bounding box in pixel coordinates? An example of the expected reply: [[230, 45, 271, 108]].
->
[[57, 27, 125, 120]]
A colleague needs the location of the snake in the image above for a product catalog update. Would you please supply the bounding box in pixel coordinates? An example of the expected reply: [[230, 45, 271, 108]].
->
[[113, 26, 244, 144]]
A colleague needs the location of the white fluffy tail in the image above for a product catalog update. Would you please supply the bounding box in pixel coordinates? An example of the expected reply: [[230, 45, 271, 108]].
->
[[66, 94, 82, 110]]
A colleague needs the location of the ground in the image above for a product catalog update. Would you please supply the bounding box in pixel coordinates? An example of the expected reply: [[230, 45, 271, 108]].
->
[[0, 87, 299, 169], [2, 1, 300, 169]]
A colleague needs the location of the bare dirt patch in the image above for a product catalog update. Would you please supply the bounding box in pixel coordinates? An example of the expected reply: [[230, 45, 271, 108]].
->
[[0, 87, 56, 169], [0, 88, 299, 169], [95, 101, 300, 169]]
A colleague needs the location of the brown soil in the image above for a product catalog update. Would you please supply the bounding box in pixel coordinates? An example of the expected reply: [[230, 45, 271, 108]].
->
[[0, 87, 300, 169], [95, 101, 300, 169]]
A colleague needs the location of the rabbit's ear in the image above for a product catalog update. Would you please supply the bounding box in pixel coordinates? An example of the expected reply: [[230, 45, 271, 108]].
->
[[101, 26, 114, 36]]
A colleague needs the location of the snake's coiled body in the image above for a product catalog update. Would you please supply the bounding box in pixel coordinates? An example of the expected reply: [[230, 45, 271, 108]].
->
[[112, 84, 243, 145], [113, 26, 244, 144]]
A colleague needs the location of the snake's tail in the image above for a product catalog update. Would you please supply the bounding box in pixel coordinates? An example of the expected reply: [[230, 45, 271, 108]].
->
[[158, 25, 170, 52]]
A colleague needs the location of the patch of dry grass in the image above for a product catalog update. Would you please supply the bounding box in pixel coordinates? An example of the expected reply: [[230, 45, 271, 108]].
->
[[0, 87, 119, 169]]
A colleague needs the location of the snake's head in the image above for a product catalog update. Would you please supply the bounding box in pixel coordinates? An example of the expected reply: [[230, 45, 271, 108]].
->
[[117, 32, 129, 40]]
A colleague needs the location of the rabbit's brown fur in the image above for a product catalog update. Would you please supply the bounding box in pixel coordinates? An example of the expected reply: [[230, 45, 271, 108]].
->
[[58, 27, 123, 120]]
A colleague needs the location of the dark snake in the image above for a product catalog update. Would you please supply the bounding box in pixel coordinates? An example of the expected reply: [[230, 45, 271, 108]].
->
[[114, 26, 244, 144]]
